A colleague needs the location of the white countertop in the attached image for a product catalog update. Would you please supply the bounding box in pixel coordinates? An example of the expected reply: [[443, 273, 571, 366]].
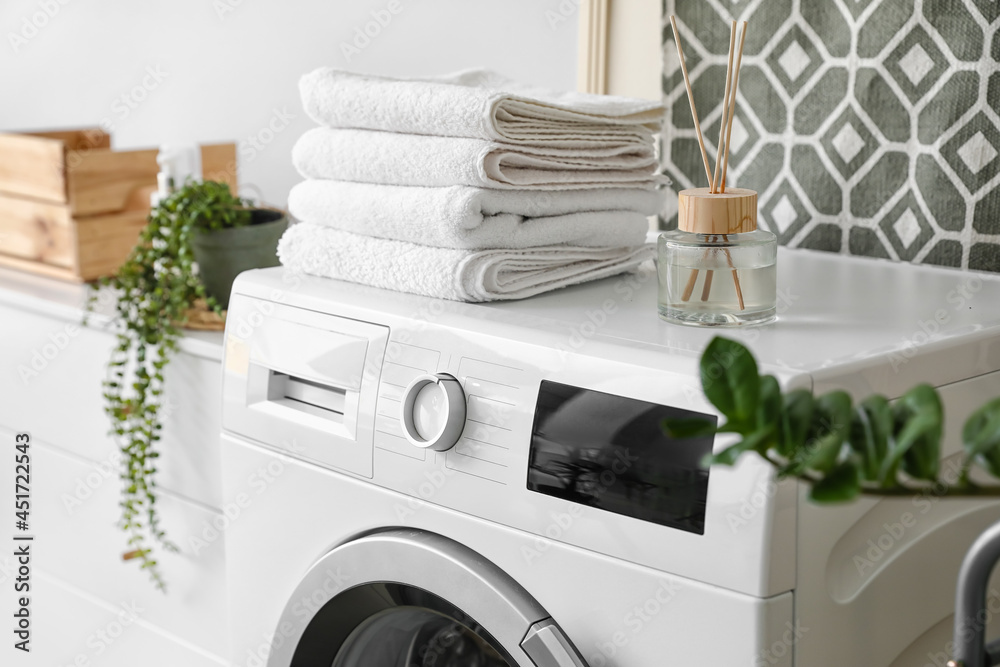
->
[[0, 266, 224, 361]]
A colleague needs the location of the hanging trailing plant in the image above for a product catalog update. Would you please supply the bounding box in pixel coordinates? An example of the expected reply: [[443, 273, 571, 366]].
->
[[663, 337, 1000, 502], [87, 180, 252, 590]]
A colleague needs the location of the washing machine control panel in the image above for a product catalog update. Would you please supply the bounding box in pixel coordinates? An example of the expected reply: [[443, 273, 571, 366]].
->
[[225, 280, 793, 599]]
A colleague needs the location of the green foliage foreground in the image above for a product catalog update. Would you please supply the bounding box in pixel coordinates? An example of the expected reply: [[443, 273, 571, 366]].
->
[[663, 337, 1000, 503]]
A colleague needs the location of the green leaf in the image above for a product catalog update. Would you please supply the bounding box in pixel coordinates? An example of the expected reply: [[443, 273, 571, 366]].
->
[[704, 428, 773, 467], [779, 389, 814, 458], [755, 375, 783, 452], [756, 375, 782, 427], [662, 417, 718, 439], [850, 396, 892, 481], [877, 385, 943, 485], [896, 385, 943, 482], [796, 391, 852, 474], [962, 397, 1000, 477], [809, 461, 861, 503], [716, 420, 756, 436], [699, 337, 760, 424]]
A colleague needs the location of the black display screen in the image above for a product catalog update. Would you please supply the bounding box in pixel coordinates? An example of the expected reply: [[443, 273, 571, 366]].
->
[[527, 381, 715, 535]]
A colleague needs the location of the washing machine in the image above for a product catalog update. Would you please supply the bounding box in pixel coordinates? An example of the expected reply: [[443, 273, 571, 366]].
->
[[220, 248, 1000, 667]]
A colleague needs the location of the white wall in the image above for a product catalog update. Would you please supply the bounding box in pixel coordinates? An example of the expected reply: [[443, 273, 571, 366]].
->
[[0, 0, 578, 206]]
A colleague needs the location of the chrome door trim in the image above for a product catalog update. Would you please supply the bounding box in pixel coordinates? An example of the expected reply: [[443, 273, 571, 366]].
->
[[266, 529, 588, 667]]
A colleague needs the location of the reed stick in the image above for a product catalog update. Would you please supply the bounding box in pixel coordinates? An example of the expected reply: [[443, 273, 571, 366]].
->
[[670, 16, 713, 187], [721, 21, 748, 193], [680, 267, 699, 302], [712, 21, 737, 194], [701, 267, 715, 302], [721, 234, 745, 310]]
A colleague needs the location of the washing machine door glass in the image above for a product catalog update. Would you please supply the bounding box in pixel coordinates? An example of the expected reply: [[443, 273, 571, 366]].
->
[[269, 532, 588, 667], [290, 582, 516, 667], [333, 602, 510, 667]]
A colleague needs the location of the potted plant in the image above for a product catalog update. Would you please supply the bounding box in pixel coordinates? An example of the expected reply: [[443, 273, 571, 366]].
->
[[88, 179, 287, 589]]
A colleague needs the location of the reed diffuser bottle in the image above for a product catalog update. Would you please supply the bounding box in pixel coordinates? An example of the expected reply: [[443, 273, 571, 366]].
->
[[658, 189, 776, 325], [659, 16, 777, 326]]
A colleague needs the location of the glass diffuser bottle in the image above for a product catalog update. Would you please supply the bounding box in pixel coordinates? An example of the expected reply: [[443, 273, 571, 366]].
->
[[662, 16, 776, 326], [658, 187, 776, 326]]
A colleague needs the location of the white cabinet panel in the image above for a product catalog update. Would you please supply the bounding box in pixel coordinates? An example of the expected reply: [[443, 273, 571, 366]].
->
[[5, 572, 226, 667], [26, 438, 229, 658], [0, 303, 224, 508]]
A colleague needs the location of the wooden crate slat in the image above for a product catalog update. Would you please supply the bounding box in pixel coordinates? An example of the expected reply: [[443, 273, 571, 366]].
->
[[0, 193, 75, 268], [0, 254, 82, 282], [75, 210, 149, 281], [25, 128, 111, 151], [68, 148, 159, 217], [0, 133, 66, 203]]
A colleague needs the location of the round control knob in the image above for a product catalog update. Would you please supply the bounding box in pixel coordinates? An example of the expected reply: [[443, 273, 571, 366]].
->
[[400, 373, 466, 452]]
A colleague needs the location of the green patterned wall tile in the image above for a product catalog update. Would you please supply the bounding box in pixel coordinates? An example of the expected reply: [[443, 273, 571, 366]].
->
[[856, 69, 911, 142], [973, 0, 1000, 23], [801, 2, 850, 58], [800, 223, 843, 252], [915, 155, 967, 231], [723, 108, 760, 166], [885, 26, 949, 103], [663, 22, 702, 94], [765, 25, 822, 96], [670, 137, 710, 187], [851, 153, 910, 218], [744, 0, 793, 55], [941, 112, 1000, 193], [917, 72, 979, 144], [670, 64, 726, 130], [858, 0, 915, 57], [880, 192, 934, 260], [736, 143, 784, 195], [821, 107, 879, 179], [792, 145, 842, 215], [850, 227, 892, 258], [971, 243, 1000, 270], [838, 0, 878, 21], [795, 69, 849, 135], [987, 72, 1000, 115], [661, 0, 1000, 273], [924, 0, 984, 61], [924, 240, 965, 267], [675, 4, 734, 54], [761, 180, 810, 242], [973, 187, 1000, 234], [739, 66, 787, 133]]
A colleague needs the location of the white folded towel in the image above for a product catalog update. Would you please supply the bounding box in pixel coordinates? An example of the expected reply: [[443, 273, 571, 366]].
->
[[278, 222, 654, 302], [299, 68, 663, 149], [293, 127, 665, 190], [288, 180, 663, 249]]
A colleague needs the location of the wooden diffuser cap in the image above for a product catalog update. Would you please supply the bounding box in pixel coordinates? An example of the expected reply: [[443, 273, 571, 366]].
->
[[677, 187, 757, 235]]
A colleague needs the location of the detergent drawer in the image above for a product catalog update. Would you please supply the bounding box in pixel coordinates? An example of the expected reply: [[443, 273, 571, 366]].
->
[[222, 294, 389, 479]]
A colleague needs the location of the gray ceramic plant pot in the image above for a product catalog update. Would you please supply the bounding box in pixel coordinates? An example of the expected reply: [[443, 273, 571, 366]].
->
[[191, 208, 288, 309]]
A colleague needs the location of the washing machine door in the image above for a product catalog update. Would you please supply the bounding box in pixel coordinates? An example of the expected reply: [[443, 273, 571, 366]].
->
[[266, 530, 588, 667]]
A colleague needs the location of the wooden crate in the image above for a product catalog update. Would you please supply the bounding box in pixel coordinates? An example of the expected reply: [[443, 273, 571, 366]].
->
[[0, 129, 241, 282], [0, 128, 159, 216], [0, 184, 153, 282], [0, 127, 158, 282]]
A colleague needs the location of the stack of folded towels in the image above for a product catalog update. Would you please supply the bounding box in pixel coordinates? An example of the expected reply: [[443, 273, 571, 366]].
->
[[278, 68, 667, 302]]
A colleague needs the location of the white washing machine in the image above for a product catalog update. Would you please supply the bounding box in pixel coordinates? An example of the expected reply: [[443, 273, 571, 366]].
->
[[220, 248, 1000, 667]]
